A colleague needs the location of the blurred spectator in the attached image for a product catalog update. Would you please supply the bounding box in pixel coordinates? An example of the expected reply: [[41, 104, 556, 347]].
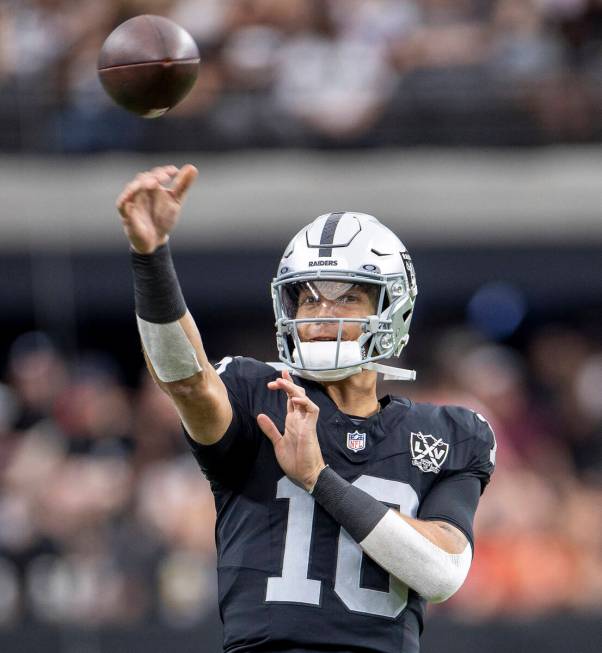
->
[[7, 332, 68, 430], [3, 0, 602, 151], [0, 319, 601, 624]]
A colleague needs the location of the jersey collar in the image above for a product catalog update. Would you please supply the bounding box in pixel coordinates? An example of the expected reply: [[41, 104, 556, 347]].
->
[[297, 376, 410, 427]]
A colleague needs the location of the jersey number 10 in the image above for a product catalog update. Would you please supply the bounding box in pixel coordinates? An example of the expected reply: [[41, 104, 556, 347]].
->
[[266, 475, 419, 619]]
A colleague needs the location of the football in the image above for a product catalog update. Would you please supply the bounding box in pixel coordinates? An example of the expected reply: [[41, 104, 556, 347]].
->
[[97, 15, 200, 118]]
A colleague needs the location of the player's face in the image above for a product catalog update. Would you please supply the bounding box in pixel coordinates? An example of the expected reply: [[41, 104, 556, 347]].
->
[[292, 281, 378, 342]]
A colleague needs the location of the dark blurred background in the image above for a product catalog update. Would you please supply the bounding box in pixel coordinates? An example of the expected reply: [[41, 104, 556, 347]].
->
[[0, 1, 601, 652]]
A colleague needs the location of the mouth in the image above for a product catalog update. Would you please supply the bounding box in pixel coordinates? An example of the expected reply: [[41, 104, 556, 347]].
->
[[309, 337, 336, 342]]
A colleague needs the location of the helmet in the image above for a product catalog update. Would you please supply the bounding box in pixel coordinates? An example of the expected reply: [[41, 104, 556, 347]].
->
[[271, 212, 418, 382]]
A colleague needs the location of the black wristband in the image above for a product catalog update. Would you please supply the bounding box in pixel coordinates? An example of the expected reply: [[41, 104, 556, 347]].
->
[[131, 242, 187, 323], [311, 467, 388, 542]]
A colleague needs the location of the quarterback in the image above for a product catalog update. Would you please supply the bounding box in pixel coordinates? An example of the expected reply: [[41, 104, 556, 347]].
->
[[117, 164, 496, 653]]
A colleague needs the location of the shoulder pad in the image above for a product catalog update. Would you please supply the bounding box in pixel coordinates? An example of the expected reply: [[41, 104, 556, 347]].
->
[[443, 406, 495, 443], [444, 405, 497, 467], [214, 356, 281, 381]]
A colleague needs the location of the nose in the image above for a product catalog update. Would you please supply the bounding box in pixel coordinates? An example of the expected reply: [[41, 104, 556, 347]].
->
[[305, 303, 339, 340], [315, 299, 336, 318]]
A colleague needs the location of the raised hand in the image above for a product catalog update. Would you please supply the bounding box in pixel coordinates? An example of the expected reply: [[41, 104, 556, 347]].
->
[[257, 370, 326, 492], [116, 164, 198, 254]]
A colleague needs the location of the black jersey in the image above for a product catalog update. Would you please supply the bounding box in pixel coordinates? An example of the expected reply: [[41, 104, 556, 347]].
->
[[184, 357, 496, 653]]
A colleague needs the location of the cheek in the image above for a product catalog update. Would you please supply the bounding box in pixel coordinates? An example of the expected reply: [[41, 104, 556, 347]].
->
[[297, 323, 309, 340], [343, 324, 363, 340]]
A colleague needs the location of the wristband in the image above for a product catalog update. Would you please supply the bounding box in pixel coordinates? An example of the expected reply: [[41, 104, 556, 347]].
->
[[131, 242, 187, 323], [311, 466, 388, 542]]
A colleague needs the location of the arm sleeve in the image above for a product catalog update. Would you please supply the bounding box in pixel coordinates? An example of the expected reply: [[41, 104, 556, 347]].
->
[[418, 410, 496, 549], [417, 474, 482, 549], [183, 357, 261, 488]]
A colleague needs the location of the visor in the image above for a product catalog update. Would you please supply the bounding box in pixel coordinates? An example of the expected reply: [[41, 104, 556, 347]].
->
[[281, 280, 381, 319]]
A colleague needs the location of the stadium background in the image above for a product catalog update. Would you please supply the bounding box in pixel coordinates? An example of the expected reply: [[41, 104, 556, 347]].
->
[[1, 1, 601, 652]]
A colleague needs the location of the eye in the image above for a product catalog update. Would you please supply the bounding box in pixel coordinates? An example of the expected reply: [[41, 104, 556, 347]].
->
[[300, 295, 319, 305], [338, 293, 360, 303]]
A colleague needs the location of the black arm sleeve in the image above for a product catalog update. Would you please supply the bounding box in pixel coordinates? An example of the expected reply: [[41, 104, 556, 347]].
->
[[131, 242, 187, 323], [417, 473, 482, 549], [418, 409, 496, 549]]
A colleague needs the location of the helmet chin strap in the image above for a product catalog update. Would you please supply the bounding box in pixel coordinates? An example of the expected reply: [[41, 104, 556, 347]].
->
[[271, 340, 416, 382], [291, 364, 416, 383], [362, 362, 416, 382]]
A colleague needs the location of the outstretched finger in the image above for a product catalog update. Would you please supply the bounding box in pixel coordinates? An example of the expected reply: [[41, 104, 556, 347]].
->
[[281, 370, 305, 408], [170, 164, 198, 201], [267, 376, 306, 399], [291, 396, 319, 415], [256, 413, 283, 446]]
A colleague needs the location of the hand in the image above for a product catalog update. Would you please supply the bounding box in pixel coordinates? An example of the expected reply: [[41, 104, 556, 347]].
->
[[116, 164, 198, 254], [257, 370, 326, 492]]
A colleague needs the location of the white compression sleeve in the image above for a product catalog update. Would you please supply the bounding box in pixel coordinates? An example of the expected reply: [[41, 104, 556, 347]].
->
[[360, 510, 472, 603], [136, 316, 202, 382]]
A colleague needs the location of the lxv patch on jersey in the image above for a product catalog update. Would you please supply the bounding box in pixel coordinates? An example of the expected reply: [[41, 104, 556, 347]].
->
[[410, 432, 449, 474]]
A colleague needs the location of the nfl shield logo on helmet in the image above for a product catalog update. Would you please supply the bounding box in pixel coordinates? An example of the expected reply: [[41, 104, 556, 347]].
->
[[346, 430, 366, 452], [410, 432, 449, 473]]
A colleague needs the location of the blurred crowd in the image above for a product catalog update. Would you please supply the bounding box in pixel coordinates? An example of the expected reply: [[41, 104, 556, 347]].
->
[[1, 0, 602, 151], [0, 323, 600, 628]]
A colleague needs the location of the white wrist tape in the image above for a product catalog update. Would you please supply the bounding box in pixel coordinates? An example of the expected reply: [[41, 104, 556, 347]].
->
[[137, 316, 202, 382], [360, 510, 472, 603]]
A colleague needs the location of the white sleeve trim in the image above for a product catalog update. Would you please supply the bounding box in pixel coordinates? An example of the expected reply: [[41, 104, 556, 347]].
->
[[359, 510, 472, 603]]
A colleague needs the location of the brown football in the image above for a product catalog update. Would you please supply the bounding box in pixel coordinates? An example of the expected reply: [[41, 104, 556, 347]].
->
[[97, 15, 200, 118]]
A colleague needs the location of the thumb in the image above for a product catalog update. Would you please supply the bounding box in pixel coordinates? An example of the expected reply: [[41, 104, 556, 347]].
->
[[257, 413, 282, 446], [171, 164, 198, 202]]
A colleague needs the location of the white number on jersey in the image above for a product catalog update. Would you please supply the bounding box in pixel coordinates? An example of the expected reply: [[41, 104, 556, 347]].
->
[[266, 475, 419, 618]]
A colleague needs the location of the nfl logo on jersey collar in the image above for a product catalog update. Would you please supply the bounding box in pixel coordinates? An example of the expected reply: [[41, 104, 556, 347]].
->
[[346, 430, 366, 452], [410, 432, 449, 473]]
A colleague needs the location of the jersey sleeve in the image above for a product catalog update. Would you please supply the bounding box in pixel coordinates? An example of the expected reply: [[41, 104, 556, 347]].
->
[[183, 356, 268, 488], [418, 409, 496, 548]]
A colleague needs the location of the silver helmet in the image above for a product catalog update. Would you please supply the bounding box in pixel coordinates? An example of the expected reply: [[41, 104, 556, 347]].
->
[[271, 212, 418, 382]]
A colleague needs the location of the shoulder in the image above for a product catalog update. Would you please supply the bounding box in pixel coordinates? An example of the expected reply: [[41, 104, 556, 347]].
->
[[404, 401, 497, 484], [214, 356, 282, 408], [405, 400, 496, 448], [442, 405, 495, 447], [214, 356, 282, 382], [215, 357, 288, 419]]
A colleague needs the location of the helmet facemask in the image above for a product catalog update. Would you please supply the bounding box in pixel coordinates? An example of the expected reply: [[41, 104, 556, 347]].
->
[[273, 273, 413, 381]]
